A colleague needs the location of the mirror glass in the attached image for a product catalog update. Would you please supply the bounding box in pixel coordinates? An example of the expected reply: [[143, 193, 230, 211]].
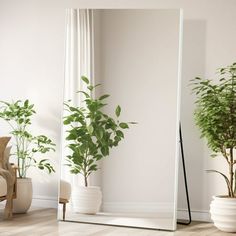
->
[[59, 8, 182, 231]]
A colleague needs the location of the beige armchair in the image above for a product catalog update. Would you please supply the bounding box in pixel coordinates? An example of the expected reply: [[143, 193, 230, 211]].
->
[[0, 137, 17, 219], [59, 180, 71, 221]]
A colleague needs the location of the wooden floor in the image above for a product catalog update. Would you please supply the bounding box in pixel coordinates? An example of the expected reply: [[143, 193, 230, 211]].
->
[[0, 208, 235, 236]]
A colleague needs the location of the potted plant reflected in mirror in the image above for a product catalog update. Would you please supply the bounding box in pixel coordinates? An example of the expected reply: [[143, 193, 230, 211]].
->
[[0, 100, 55, 213], [191, 62, 236, 232], [63, 76, 136, 214]]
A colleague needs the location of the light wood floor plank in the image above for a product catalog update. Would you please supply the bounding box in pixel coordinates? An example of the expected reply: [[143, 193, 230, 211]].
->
[[0, 208, 235, 236]]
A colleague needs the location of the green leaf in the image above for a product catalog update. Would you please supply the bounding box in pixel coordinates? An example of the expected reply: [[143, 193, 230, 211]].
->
[[87, 85, 93, 91], [95, 154, 103, 160], [24, 100, 29, 107], [77, 91, 90, 98], [128, 121, 138, 124], [210, 153, 217, 158], [101, 147, 108, 156], [94, 83, 101, 89], [99, 94, 110, 100], [18, 118, 24, 124], [88, 164, 97, 172], [116, 130, 124, 138], [39, 159, 48, 164], [87, 125, 94, 134], [119, 122, 129, 129], [81, 76, 89, 84], [115, 105, 121, 117], [63, 118, 71, 125]]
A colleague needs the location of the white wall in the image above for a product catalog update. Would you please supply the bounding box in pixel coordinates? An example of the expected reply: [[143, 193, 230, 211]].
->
[[0, 0, 66, 206], [1, 0, 236, 220]]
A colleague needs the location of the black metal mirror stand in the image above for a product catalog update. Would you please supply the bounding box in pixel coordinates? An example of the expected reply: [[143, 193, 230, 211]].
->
[[177, 123, 192, 225]]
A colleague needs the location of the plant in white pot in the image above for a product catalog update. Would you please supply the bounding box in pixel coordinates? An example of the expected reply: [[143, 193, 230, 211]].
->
[[63, 76, 135, 214], [0, 100, 55, 213], [191, 62, 236, 232]]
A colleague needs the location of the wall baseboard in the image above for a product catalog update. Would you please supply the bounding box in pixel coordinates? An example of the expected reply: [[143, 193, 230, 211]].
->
[[32, 195, 58, 209], [177, 209, 211, 222], [31, 196, 211, 222], [102, 202, 174, 213]]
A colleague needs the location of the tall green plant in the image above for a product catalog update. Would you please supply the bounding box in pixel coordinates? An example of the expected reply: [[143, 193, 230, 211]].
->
[[64, 76, 135, 187], [191, 62, 236, 197], [0, 100, 55, 178]]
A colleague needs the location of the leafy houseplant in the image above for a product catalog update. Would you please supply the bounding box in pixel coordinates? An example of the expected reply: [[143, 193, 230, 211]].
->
[[191, 63, 236, 197], [64, 76, 135, 188], [0, 99, 56, 213], [0, 100, 55, 178], [191, 62, 236, 232]]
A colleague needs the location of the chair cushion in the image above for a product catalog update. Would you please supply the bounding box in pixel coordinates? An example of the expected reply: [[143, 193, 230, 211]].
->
[[0, 175, 7, 197], [4, 146, 12, 164], [60, 180, 71, 200], [0, 145, 11, 197]]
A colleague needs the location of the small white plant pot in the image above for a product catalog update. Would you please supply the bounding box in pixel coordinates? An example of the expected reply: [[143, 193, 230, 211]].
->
[[210, 196, 236, 233], [13, 178, 33, 213], [72, 186, 102, 214]]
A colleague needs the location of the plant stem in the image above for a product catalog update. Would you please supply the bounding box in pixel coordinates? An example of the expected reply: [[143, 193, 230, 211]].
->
[[84, 175, 88, 187], [229, 148, 234, 197], [234, 170, 236, 197], [83, 149, 89, 187], [15, 134, 21, 177]]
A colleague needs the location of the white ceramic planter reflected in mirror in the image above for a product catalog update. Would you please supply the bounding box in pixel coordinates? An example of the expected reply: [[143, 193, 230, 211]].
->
[[59, 8, 183, 231]]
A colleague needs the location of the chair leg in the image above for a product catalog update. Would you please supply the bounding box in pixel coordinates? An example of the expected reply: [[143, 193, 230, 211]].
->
[[10, 197, 13, 218], [62, 203, 66, 221]]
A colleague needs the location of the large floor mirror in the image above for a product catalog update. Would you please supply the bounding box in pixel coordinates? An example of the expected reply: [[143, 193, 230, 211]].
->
[[59, 8, 183, 231]]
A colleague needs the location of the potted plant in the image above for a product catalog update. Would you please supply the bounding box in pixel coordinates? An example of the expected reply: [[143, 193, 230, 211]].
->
[[0, 100, 55, 213], [63, 76, 135, 214], [191, 62, 236, 232]]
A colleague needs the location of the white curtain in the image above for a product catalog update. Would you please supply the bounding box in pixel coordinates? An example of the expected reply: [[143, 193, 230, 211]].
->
[[61, 9, 94, 187]]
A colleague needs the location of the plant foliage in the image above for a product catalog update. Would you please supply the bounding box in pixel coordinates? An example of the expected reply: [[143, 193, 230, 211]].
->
[[0, 100, 55, 178], [191, 62, 236, 197], [64, 76, 135, 187]]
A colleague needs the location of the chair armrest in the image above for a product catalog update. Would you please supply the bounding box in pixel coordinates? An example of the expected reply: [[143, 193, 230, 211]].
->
[[10, 164, 18, 170]]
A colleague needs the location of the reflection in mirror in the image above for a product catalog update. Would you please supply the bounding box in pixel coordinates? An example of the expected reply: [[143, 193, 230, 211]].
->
[[59, 9, 183, 231]]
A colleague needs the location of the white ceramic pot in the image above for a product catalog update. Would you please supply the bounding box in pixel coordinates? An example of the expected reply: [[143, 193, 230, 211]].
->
[[72, 186, 102, 214], [210, 196, 236, 233], [13, 178, 33, 213]]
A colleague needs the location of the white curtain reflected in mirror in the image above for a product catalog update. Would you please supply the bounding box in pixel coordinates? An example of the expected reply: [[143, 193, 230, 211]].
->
[[61, 8, 94, 185], [59, 9, 183, 231]]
